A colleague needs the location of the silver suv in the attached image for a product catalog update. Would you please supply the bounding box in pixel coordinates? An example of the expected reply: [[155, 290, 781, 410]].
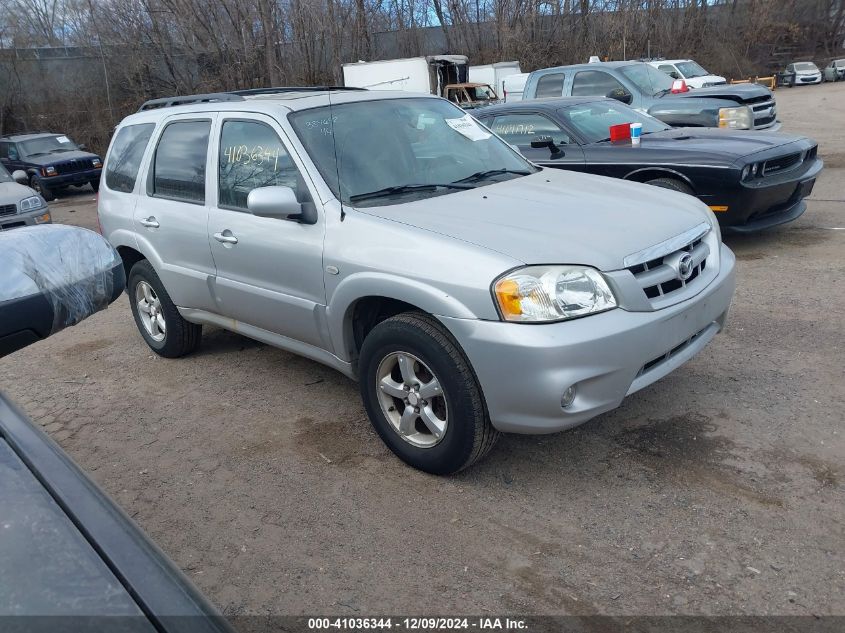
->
[[98, 88, 736, 474]]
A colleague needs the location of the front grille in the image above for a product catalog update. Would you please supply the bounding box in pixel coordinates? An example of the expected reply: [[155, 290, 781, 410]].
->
[[54, 159, 90, 175], [751, 98, 776, 129], [637, 324, 711, 378], [763, 152, 801, 176], [0, 203, 16, 217], [0, 221, 25, 230], [627, 234, 710, 302]]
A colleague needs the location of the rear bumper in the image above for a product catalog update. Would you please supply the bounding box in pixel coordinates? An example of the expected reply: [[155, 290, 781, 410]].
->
[[439, 244, 736, 434]]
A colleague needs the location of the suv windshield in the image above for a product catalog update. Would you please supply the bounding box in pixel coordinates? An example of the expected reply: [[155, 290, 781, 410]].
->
[[0, 164, 12, 183], [676, 61, 709, 78], [289, 97, 536, 207], [620, 63, 675, 96], [561, 101, 669, 143], [20, 135, 79, 157]]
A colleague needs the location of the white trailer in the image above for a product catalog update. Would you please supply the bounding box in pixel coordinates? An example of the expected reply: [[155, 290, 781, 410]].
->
[[502, 72, 529, 102], [342, 55, 468, 96], [468, 61, 522, 96]]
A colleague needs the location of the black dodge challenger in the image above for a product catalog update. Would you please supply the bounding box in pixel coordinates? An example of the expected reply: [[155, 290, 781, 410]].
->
[[475, 97, 823, 232]]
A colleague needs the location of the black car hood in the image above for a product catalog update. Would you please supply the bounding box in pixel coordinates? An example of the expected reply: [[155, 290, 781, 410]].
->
[[628, 128, 807, 162], [658, 82, 772, 104], [24, 150, 99, 166]]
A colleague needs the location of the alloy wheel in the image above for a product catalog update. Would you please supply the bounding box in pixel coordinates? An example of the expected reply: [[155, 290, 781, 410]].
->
[[375, 351, 448, 448], [135, 280, 166, 342]]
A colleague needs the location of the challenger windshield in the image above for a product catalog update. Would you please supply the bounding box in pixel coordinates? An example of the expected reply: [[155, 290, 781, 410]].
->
[[289, 98, 536, 207], [560, 101, 670, 144]]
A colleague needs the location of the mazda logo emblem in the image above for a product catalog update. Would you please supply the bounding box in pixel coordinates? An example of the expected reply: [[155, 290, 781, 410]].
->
[[677, 253, 694, 281]]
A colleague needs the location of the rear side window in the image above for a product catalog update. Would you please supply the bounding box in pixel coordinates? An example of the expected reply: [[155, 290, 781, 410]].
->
[[152, 120, 210, 203], [572, 71, 625, 97], [105, 124, 154, 193], [535, 73, 565, 98]]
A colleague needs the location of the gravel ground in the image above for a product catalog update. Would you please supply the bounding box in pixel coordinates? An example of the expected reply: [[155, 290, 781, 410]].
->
[[1, 83, 843, 619]]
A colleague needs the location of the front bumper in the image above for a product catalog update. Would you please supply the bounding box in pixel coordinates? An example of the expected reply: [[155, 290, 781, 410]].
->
[[43, 168, 101, 188], [0, 207, 52, 231], [439, 244, 736, 434], [718, 158, 822, 231]]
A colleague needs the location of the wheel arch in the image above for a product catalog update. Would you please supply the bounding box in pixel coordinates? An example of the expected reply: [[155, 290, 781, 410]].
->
[[624, 167, 696, 192], [327, 274, 479, 372]]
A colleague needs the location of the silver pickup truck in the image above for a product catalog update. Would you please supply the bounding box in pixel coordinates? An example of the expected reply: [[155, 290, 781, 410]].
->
[[98, 88, 736, 474]]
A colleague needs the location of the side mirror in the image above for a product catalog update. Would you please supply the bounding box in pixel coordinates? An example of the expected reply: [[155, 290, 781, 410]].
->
[[530, 136, 563, 155], [79, 144, 87, 150], [0, 225, 125, 358], [247, 185, 317, 224], [607, 88, 633, 104], [12, 170, 28, 185], [669, 71, 681, 80]]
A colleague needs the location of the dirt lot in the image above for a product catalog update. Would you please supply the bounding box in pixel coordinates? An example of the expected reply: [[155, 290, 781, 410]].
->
[[2, 83, 844, 619]]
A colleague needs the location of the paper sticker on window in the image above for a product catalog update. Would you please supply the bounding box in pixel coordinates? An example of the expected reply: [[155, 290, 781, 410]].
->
[[445, 115, 491, 141], [57, 136, 71, 144], [416, 114, 436, 130]]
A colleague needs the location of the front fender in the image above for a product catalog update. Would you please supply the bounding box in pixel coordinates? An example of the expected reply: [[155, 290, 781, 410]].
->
[[326, 272, 482, 363]]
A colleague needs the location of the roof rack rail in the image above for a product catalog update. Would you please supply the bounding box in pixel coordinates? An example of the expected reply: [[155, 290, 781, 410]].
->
[[138, 93, 244, 112], [0, 130, 51, 138], [231, 86, 366, 96]]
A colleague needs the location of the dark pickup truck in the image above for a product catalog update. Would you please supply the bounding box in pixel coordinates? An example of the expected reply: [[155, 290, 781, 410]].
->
[[0, 132, 103, 201], [523, 61, 779, 131]]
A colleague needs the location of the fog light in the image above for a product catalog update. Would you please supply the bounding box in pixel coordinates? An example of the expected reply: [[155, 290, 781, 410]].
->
[[34, 212, 51, 224], [561, 385, 577, 409]]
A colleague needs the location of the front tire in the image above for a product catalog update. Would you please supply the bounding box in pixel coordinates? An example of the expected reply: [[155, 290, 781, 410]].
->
[[646, 177, 694, 196], [359, 312, 499, 474], [30, 175, 55, 201], [128, 260, 201, 358], [90, 179, 100, 192]]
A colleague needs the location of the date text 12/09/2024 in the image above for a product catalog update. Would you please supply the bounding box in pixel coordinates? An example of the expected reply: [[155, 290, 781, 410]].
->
[[307, 618, 529, 630]]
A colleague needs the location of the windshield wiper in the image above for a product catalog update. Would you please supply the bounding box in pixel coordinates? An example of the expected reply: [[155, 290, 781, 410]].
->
[[348, 183, 474, 203], [453, 169, 532, 184]]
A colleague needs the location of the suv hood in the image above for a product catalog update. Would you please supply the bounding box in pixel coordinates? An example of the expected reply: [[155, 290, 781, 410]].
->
[[662, 82, 771, 104], [356, 170, 710, 271], [0, 181, 37, 204], [24, 150, 99, 167]]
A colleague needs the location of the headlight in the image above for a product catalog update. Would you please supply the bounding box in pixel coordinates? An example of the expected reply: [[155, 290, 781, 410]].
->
[[19, 196, 44, 212], [42, 166, 57, 176], [719, 105, 753, 129], [493, 265, 617, 323], [92, 158, 102, 168], [741, 162, 760, 181]]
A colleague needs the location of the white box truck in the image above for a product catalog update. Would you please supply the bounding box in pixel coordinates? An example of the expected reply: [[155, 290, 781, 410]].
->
[[342, 55, 469, 95], [468, 61, 522, 96]]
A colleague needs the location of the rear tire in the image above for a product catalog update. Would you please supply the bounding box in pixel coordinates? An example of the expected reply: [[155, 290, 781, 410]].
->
[[128, 260, 201, 358], [359, 312, 499, 474], [646, 177, 694, 196]]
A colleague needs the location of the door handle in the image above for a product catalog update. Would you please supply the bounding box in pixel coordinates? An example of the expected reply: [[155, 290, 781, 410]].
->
[[213, 231, 238, 245], [140, 217, 160, 228]]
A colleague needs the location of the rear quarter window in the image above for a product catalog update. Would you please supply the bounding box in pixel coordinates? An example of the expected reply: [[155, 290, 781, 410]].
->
[[105, 124, 155, 193]]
